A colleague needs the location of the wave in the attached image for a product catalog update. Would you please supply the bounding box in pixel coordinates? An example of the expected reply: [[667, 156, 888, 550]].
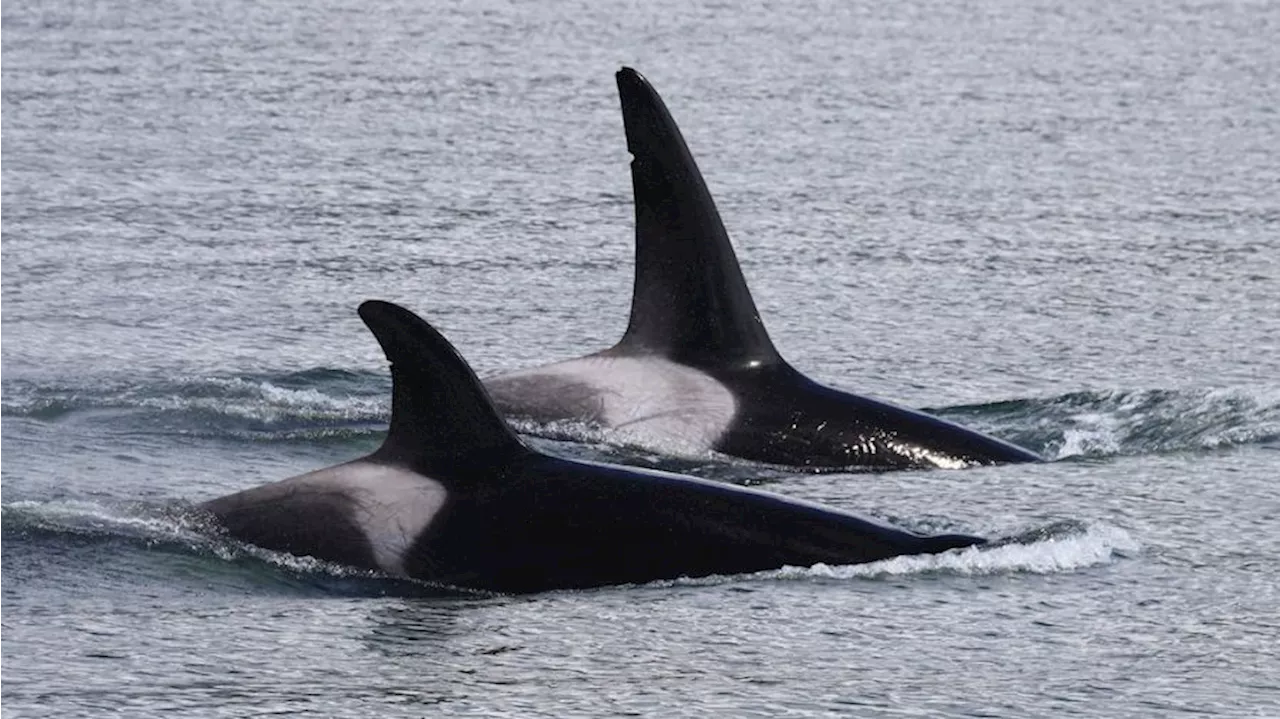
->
[[3, 500, 1127, 598], [520, 385, 1279, 467], [1, 369, 390, 442], [5, 373, 1276, 460], [934, 386, 1280, 460], [2, 498, 219, 547], [1, 499, 468, 598]]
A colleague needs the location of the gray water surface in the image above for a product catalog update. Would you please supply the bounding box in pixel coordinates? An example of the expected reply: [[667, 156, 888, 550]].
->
[[4, 0, 1279, 716]]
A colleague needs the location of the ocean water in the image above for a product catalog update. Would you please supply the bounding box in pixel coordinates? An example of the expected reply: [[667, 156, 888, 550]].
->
[[3, 0, 1279, 716]]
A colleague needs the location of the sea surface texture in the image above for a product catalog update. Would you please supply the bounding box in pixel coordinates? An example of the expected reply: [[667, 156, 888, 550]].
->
[[3, 0, 1278, 716]]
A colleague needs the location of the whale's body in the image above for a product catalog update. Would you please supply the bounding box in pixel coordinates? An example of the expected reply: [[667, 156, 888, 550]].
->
[[486, 68, 1041, 470], [203, 301, 986, 594]]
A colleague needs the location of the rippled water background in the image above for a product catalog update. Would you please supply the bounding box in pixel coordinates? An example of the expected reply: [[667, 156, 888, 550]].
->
[[3, 0, 1279, 716]]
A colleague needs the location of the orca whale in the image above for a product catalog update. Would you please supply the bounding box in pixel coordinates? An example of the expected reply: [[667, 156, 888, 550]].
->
[[485, 68, 1042, 471], [202, 300, 985, 594]]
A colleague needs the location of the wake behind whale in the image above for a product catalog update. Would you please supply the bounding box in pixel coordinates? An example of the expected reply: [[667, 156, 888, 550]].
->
[[3, 498, 1130, 598]]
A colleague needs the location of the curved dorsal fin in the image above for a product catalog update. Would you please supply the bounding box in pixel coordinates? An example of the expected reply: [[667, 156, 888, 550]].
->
[[358, 300, 527, 470], [613, 67, 781, 369]]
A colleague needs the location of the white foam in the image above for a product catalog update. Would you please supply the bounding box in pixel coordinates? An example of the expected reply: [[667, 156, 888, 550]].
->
[[3, 498, 208, 542], [776, 523, 1139, 580], [645, 524, 1139, 589], [138, 378, 385, 423], [217, 542, 379, 578], [1055, 411, 1123, 458], [1050, 385, 1280, 459]]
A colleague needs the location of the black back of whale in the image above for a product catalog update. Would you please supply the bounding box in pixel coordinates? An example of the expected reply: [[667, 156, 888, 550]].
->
[[697, 363, 1037, 469], [204, 301, 985, 594], [487, 68, 1040, 470]]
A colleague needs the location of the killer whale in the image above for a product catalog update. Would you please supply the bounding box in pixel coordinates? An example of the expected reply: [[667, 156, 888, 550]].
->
[[202, 300, 985, 594], [485, 68, 1042, 470]]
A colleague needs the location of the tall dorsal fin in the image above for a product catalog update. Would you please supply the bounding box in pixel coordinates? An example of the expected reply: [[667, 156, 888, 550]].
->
[[613, 67, 782, 369], [357, 300, 527, 469]]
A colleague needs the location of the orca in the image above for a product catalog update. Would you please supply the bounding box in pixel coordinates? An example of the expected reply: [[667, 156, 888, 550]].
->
[[485, 68, 1042, 470], [202, 300, 985, 594]]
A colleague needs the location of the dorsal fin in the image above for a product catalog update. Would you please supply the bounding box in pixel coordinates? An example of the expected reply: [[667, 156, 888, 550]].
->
[[613, 67, 782, 369], [357, 300, 527, 469]]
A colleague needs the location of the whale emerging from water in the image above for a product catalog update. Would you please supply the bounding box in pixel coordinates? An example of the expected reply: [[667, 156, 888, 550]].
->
[[484, 68, 1042, 470], [202, 300, 985, 594]]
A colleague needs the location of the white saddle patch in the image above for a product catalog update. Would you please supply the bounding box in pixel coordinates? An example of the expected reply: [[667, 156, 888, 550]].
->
[[287, 462, 446, 576], [509, 355, 738, 454]]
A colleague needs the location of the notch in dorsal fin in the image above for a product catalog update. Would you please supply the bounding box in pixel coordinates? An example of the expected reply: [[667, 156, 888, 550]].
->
[[358, 300, 527, 469], [613, 67, 781, 369]]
